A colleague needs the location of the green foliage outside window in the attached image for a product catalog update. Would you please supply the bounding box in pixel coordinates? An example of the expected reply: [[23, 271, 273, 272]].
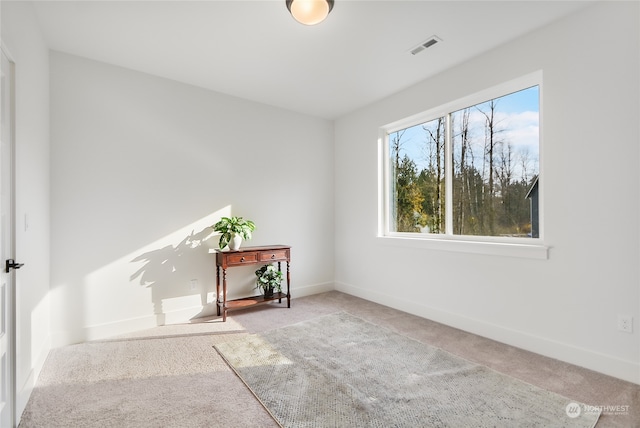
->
[[389, 86, 539, 238]]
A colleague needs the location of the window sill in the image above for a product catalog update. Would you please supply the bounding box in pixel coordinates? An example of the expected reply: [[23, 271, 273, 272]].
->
[[377, 235, 549, 260]]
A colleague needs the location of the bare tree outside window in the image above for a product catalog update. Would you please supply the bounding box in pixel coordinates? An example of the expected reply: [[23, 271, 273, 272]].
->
[[388, 86, 539, 238]]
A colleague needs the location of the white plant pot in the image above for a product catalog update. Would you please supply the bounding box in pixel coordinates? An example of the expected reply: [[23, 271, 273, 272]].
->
[[229, 234, 243, 251]]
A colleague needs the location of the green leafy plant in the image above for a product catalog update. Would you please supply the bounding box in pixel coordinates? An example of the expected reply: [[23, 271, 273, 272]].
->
[[254, 264, 283, 296], [211, 216, 256, 249]]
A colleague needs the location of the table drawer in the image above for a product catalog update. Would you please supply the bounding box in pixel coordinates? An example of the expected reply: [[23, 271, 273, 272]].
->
[[259, 249, 289, 262], [226, 252, 258, 266]]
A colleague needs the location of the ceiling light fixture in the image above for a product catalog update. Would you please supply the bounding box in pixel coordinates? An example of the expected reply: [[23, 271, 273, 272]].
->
[[286, 0, 334, 26]]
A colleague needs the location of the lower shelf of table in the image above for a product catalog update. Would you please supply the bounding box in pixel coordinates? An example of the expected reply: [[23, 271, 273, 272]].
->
[[218, 292, 288, 311]]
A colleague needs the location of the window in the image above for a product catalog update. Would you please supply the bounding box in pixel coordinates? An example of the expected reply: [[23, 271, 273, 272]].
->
[[381, 73, 542, 249]]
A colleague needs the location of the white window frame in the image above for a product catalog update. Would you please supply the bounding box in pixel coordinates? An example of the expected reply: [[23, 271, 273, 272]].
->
[[378, 71, 548, 259]]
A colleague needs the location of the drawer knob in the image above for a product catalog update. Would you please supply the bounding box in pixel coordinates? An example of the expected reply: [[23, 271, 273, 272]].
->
[[240, 257, 245, 262], [271, 254, 275, 259]]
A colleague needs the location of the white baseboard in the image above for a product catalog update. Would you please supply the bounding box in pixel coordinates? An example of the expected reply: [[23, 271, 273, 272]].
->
[[51, 283, 336, 347], [51, 307, 206, 346], [291, 281, 334, 298], [335, 281, 640, 385], [16, 334, 51, 424]]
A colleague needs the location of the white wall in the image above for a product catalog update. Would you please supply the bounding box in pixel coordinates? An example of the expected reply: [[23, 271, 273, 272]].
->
[[334, 1, 639, 383], [10, 1, 639, 409], [50, 52, 334, 345], [1, 0, 51, 418]]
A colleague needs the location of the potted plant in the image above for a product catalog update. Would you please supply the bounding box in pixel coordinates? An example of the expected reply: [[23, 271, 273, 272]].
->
[[254, 264, 283, 298], [211, 216, 256, 250]]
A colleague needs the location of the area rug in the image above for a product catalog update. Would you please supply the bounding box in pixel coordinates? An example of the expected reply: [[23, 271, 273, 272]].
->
[[215, 312, 600, 428]]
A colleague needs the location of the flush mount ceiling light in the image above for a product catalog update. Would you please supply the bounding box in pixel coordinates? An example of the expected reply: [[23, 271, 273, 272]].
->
[[286, 0, 334, 26]]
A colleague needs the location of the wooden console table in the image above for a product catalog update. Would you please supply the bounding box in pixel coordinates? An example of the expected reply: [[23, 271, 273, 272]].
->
[[215, 245, 291, 321]]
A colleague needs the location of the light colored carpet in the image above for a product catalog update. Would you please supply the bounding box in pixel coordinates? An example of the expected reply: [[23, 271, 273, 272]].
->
[[18, 318, 277, 428], [215, 312, 601, 428], [18, 292, 638, 427]]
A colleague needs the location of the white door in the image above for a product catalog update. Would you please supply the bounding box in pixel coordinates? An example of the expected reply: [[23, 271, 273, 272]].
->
[[0, 48, 16, 428]]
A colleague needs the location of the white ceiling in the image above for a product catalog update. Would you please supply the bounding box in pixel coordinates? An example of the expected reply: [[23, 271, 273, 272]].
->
[[32, 0, 593, 119]]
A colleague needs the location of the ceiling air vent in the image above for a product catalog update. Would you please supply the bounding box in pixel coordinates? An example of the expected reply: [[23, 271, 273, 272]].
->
[[410, 36, 442, 56]]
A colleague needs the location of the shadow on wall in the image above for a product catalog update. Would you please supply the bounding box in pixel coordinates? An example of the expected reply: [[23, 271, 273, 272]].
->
[[130, 227, 217, 325]]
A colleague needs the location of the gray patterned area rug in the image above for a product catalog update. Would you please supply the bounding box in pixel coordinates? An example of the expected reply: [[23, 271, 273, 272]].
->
[[215, 312, 600, 428]]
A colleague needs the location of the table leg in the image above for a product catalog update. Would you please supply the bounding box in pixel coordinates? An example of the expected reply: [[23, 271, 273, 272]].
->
[[278, 261, 282, 303], [286, 261, 291, 308], [222, 268, 227, 322], [216, 265, 221, 316]]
